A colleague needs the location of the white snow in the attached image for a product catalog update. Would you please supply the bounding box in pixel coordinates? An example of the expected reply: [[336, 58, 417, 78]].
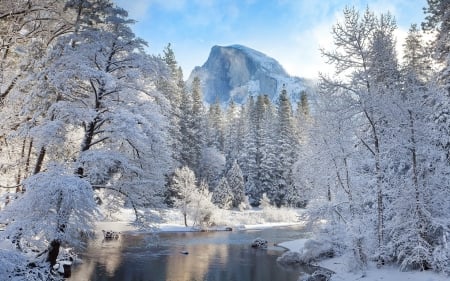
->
[[93, 206, 303, 234], [279, 238, 449, 281]]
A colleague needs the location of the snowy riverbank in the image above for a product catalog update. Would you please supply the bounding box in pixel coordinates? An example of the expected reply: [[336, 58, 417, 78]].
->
[[95, 207, 305, 234], [278, 239, 449, 281]]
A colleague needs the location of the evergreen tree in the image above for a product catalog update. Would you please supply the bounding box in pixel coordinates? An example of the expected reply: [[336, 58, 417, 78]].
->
[[258, 95, 278, 204], [226, 160, 245, 208], [158, 43, 184, 167], [224, 99, 244, 171], [212, 176, 233, 209], [240, 96, 259, 205], [190, 76, 206, 175], [206, 99, 225, 151], [273, 87, 298, 206], [179, 90, 195, 168]]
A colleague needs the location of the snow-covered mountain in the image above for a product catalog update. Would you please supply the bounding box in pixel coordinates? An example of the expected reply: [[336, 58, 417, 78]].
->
[[187, 45, 312, 105]]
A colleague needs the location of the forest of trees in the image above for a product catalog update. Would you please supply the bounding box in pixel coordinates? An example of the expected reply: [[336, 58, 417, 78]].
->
[[0, 0, 449, 279]]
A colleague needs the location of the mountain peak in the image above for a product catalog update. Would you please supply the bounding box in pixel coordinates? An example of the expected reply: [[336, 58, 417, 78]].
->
[[188, 44, 307, 104]]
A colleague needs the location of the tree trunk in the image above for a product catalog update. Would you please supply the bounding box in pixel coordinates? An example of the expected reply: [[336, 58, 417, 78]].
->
[[363, 110, 384, 265], [46, 239, 60, 267], [33, 146, 46, 175], [409, 111, 421, 216], [16, 139, 27, 184], [24, 139, 33, 177]]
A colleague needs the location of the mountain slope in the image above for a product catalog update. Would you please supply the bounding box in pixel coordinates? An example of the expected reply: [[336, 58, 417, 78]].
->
[[187, 45, 310, 104]]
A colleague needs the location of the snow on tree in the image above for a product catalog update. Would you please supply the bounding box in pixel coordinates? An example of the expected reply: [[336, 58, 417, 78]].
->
[[0, 164, 97, 267], [170, 166, 216, 226], [257, 95, 278, 205], [206, 99, 225, 151], [0, 1, 172, 275], [226, 160, 245, 208], [170, 166, 198, 226], [188, 180, 217, 227], [157, 43, 184, 168], [212, 176, 233, 209], [273, 87, 299, 207], [198, 146, 226, 191], [296, 5, 450, 274], [239, 96, 259, 205], [223, 99, 244, 170]]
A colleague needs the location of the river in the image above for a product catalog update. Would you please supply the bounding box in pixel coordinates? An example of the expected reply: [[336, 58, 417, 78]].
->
[[69, 225, 314, 281]]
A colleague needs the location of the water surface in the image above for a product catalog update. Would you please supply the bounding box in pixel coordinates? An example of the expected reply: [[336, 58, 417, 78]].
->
[[69, 225, 313, 281]]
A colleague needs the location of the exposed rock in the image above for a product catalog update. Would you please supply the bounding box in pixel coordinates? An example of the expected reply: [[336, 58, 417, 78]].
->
[[187, 45, 311, 105], [251, 237, 268, 248], [102, 230, 120, 239]]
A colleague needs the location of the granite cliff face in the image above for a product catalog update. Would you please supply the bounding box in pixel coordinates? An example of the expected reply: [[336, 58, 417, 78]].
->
[[187, 45, 309, 104]]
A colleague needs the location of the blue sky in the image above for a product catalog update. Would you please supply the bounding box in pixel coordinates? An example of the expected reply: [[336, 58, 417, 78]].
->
[[114, 0, 428, 79]]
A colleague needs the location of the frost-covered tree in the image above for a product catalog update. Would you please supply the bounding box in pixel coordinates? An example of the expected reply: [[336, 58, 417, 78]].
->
[[170, 166, 198, 226], [224, 99, 244, 171], [212, 176, 233, 209], [239, 96, 259, 204], [206, 99, 225, 151], [190, 76, 206, 174], [226, 160, 245, 208], [188, 180, 216, 227], [170, 167, 216, 226], [1, 1, 172, 274], [157, 43, 184, 167], [198, 146, 226, 192], [272, 87, 299, 206], [0, 164, 97, 267]]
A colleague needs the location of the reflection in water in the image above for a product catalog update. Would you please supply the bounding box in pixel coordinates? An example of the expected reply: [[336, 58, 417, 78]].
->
[[165, 244, 229, 281], [70, 238, 125, 280], [69, 226, 313, 281]]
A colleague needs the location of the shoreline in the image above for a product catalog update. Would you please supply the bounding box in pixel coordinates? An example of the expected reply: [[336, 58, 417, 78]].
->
[[278, 238, 449, 281]]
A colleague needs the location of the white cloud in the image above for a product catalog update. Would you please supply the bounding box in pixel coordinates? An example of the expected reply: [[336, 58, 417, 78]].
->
[[114, 0, 151, 20]]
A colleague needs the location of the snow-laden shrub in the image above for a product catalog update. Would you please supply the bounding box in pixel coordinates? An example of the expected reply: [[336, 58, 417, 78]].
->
[[238, 196, 251, 211], [188, 182, 218, 228], [261, 205, 299, 223], [278, 239, 334, 266], [0, 249, 60, 281], [298, 269, 333, 281], [0, 164, 97, 251], [277, 250, 304, 265]]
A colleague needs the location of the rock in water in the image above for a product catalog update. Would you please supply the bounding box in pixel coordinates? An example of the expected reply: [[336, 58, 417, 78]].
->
[[251, 237, 268, 248]]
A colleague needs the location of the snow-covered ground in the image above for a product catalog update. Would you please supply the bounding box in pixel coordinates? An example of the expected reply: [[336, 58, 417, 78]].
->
[[97, 206, 304, 234], [278, 239, 449, 281]]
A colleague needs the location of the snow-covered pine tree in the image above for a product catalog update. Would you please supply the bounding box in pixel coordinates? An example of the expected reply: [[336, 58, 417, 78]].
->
[[273, 87, 299, 207], [258, 95, 278, 205], [179, 84, 195, 168], [157, 43, 184, 168], [206, 99, 225, 152], [224, 99, 244, 171], [190, 76, 206, 176], [226, 160, 245, 208], [212, 176, 233, 209], [239, 96, 259, 205]]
